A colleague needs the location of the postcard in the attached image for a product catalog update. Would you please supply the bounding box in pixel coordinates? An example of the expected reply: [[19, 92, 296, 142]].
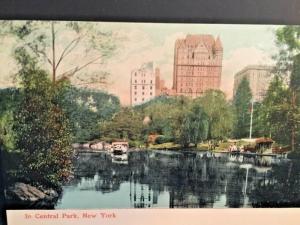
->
[[0, 21, 300, 224]]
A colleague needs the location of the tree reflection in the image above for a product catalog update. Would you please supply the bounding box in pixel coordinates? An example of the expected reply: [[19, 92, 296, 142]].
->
[[69, 151, 300, 208], [226, 168, 244, 207], [250, 160, 300, 207]]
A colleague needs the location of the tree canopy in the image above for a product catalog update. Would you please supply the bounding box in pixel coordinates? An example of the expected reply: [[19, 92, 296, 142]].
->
[[179, 103, 209, 147], [196, 90, 234, 140], [60, 87, 120, 142], [233, 77, 253, 138], [13, 47, 72, 188], [274, 25, 300, 151]]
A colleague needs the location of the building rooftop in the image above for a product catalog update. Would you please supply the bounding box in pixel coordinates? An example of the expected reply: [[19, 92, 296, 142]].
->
[[234, 65, 274, 78], [175, 34, 222, 52]]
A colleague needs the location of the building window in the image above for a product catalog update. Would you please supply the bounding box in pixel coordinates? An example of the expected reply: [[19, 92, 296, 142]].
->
[[134, 98, 137, 101], [135, 80, 137, 83], [142, 92, 144, 95], [134, 92, 137, 95], [142, 98, 144, 101], [150, 86, 153, 90], [150, 80, 153, 84], [142, 86, 145, 89], [150, 92, 152, 95], [134, 86, 137, 89], [135, 72, 137, 76]]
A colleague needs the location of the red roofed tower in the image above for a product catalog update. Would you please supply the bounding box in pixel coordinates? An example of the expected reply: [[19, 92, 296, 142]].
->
[[172, 34, 223, 97]]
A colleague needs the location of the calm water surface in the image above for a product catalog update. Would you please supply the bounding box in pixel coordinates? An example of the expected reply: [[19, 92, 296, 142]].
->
[[55, 150, 300, 209]]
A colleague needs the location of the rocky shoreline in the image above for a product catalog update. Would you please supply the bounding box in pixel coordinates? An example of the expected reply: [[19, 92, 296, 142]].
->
[[5, 182, 59, 209]]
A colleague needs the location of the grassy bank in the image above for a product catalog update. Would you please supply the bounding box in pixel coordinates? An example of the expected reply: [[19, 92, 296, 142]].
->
[[148, 142, 181, 150], [148, 141, 233, 152]]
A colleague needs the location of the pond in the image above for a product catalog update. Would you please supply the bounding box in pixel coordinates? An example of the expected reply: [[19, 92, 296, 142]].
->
[[55, 150, 300, 209]]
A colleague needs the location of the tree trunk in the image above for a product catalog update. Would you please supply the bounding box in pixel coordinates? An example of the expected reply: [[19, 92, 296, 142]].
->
[[51, 22, 56, 84]]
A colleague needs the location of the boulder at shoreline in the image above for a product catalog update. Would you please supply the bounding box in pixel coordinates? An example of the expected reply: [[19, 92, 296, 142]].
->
[[6, 182, 59, 208]]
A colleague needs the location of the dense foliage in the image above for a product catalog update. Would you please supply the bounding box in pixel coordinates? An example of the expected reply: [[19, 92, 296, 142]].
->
[[100, 107, 144, 143], [13, 49, 73, 188], [196, 90, 234, 140], [233, 77, 252, 138], [100, 92, 234, 147], [0, 20, 122, 189], [0, 88, 20, 151], [257, 76, 290, 144], [61, 87, 120, 142], [179, 103, 209, 147], [136, 96, 191, 141], [243, 25, 300, 150]]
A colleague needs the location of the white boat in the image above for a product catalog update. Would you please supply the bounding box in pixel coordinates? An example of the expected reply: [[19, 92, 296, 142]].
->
[[111, 141, 129, 155]]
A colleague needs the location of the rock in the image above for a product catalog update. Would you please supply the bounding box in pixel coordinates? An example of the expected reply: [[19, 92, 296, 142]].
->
[[7, 183, 46, 202], [6, 183, 58, 203], [44, 189, 59, 200]]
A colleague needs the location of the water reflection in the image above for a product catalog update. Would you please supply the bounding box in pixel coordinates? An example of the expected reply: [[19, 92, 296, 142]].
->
[[55, 150, 300, 209]]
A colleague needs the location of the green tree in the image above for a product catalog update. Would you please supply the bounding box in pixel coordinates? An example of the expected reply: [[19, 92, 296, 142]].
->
[[258, 76, 290, 144], [275, 26, 300, 74], [275, 25, 300, 151], [60, 86, 120, 142], [196, 90, 234, 140], [179, 104, 209, 148], [13, 49, 72, 188], [289, 54, 300, 151], [233, 77, 253, 138], [136, 96, 190, 140], [100, 107, 144, 141], [0, 88, 20, 151]]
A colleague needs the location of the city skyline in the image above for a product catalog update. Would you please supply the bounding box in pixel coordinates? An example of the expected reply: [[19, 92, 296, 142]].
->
[[0, 22, 279, 105]]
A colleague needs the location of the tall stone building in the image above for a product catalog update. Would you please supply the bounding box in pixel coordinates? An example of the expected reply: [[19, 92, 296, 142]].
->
[[130, 62, 156, 106], [155, 67, 173, 96], [233, 65, 274, 102], [172, 34, 223, 97], [155, 67, 163, 96]]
